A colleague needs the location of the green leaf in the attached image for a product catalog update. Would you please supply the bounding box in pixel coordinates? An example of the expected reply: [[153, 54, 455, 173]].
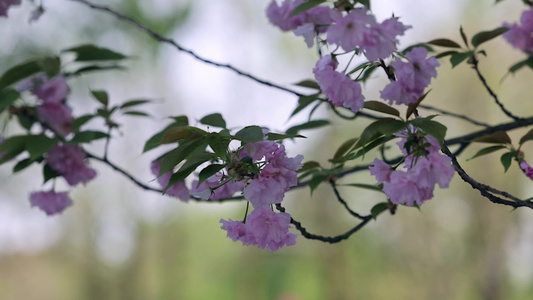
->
[[309, 173, 329, 195], [435, 50, 459, 59], [356, 0, 370, 9], [293, 79, 320, 90], [460, 25, 469, 48], [363, 101, 400, 117], [71, 115, 95, 132], [519, 129, 533, 145], [91, 90, 109, 107], [355, 118, 407, 150], [286, 119, 329, 135], [266, 132, 306, 141], [165, 152, 217, 191], [471, 26, 509, 48], [71, 64, 126, 76], [509, 57, 533, 74], [291, 0, 327, 17], [290, 94, 319, 118], [371, 202, 389, 220], [357, 64, 379, 83], [500, 151, 514, 172], [200, 113, 226, 129], [13, 158, 35, 173], [401, 44, 435, 55], [159, 138, 207, 175], [0, 135, 29, 163], [467, 145, 507, 160], [0, 88, 20, 113], [342, 183, 383, 192], [119, 99, 151, 109], [123, 111, 151, 117], [70, 131, 109, 144], [26, 134, 57, 160], [197, 164, 226, 187], [207, 130, 231, 159], [161, 126, 207, 143], [450, 51, 473, 68], [63, 44, 127, 62], [0, 60, 42, 90], [40, 56, 61, 78], [234, 126, 264, 143], [298, 161, 320, 173], [410, 118, 447, 145], [333, 138, 358, 160], [427, 39, 462, 48], [43, 164, 61, 184], [472, 131, 512, 144]]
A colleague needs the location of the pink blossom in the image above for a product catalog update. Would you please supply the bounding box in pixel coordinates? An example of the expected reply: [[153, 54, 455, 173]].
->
[[220, 219, 255, 245], [503, 8, 533, 53], [327, 8, 409, 60], [191, 173, 244, 201], [16, 73, 47, 92], [240, 139, 279, 162], [32, 75, 68, 104], [37, 103, 73, 136], [520, 161, 533, 180], [313, 55, 365, 113], [381, 47, 440, 105], [0, 0, 20, 17], [266, 0, 306, 31], [382, 170, 434, 206], [29, 190, 73, 215], [243, 144, 303, 208], [150, 160, 190, 201], [294, 23, 315, 47], [46, 144, 96, 186], [369, 158, 392, 184], [245, 206, 297, 252]]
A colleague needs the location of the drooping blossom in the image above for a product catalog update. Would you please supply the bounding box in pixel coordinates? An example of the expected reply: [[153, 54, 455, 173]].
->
[[32, 75, 69, 104], [327, 8, 410, 60], [313, 55, 365, 113], [0, 0, 21, 17], [190, 173, 245, 201], [46, 143, 97, 186], [381, 47, 440, 105], [150, 160, 190, 201], [503, 8, 533, 54], [266, 0, 332, 47], [37, 103, 73, 136], [29, 190, 73, 215], [220, 206, 297, 251], [243, 142, 303, 208], [370, 131, 454, 207], [520, 161, 533, 180]]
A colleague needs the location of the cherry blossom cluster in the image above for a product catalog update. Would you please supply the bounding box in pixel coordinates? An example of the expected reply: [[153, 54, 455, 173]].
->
[[370, 129, 455, 207], [503, 7, 533, 54], [0, 0, 19, 17], [219, 139, 303, 251]]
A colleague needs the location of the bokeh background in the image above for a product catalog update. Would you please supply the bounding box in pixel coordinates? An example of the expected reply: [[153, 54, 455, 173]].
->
[[1, 0, 533, 299]]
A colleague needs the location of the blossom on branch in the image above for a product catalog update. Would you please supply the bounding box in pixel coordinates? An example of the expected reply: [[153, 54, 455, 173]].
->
[[313, 55, 365, 113], [380, 47, 440, 105], [37, 102, 73, 136], [190, 173, 244, 201], [520, 161, 533, 180], [503, 8, 533, 54], [46, 144, 97, 186], [29, 190, 73, 215]]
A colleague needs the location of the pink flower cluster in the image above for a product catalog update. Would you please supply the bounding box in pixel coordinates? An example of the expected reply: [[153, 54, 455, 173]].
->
[[520, 161, 533, 180], [0, 0, 20, 17], [503, 8, 533, 54], [369, 131, 454, 206], [46, 143, 96, 186], [327, 8, 410, 61], [191, 173, 245, 201], [266, 0, 331, 47], [381, 47, 440, 105], [18, 74, 72, 136], [313, 55, 365, 113], [151, 160, 190, 201], [220, 206, 297, 252], [220, 139, 303, 251], [30, 190, 72, 216], [242, 140, 303, 208]]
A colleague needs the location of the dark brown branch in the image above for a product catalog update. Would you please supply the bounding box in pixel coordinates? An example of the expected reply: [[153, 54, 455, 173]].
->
[[419, 104, 491, 127], [329, 179, 370, 220]]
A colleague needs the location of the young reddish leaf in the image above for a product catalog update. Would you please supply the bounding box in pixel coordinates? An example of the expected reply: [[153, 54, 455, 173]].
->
[[473, 131, 512, 144], [162, 126, 207, 143], [406, 89, 431, 119], [519, 129, 533, 145]]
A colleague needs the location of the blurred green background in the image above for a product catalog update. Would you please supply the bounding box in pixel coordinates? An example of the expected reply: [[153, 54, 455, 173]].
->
[[1, 0, 533, 299]]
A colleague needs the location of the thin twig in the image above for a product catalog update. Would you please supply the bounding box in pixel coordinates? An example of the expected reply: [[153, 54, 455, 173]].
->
[[329, 179, 370, 220], [419, 104, 491, 127]]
